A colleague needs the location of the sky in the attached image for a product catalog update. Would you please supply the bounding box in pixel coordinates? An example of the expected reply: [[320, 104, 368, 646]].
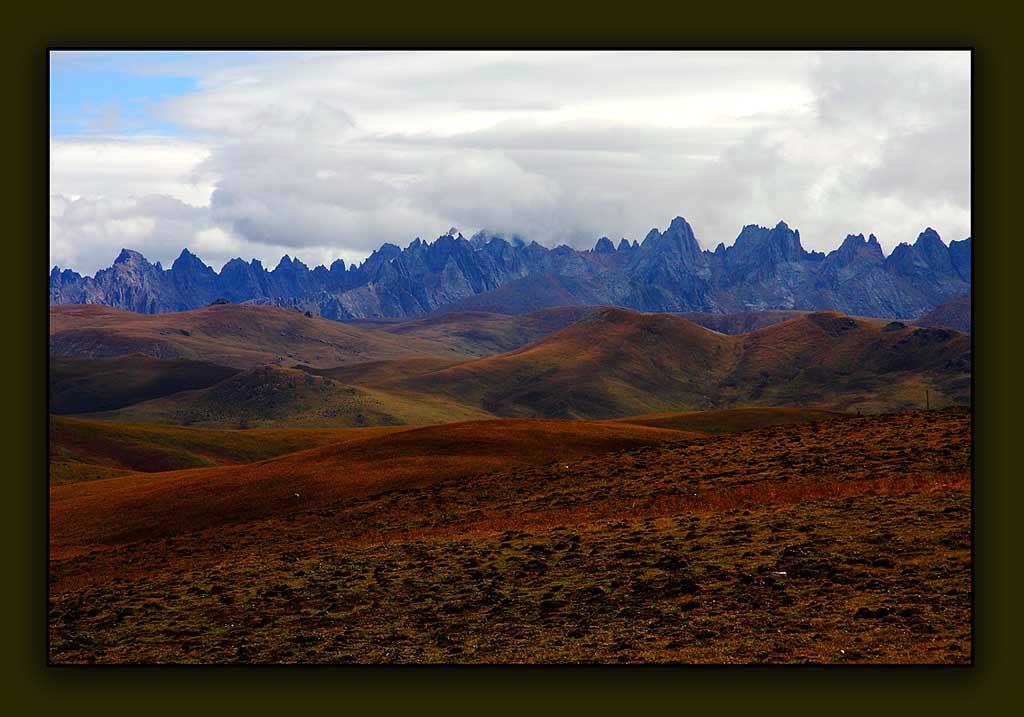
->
[[49, 50, 971, 275]]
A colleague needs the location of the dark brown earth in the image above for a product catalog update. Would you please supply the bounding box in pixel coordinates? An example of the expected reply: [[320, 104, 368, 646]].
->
[[49, 408, 970, 664]]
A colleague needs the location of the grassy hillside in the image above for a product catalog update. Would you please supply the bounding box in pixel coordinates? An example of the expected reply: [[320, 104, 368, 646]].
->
[[388, 309, 970, 418], [914, 294, 971, 333], [605, 406, 847, 433], [51, 306, 970, 427], [50, 461, 138, 486], [299, 357, 466, 387], [677, 310, 809, 335], [85, 365, 490, 429], [50, 304, 467, 369], [50, 355, 240, 414], [50, 408, 970, 663], [49, 406, 841, 486], [367, 307, 597, 357], [726, 311, 971, 412], [393, 308, 740, 419], [50, 415, 414, 477], [49, 418, 696, 555]]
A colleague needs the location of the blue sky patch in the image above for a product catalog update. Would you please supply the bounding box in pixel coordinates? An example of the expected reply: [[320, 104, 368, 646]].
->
[[50, 52, 201, 137]]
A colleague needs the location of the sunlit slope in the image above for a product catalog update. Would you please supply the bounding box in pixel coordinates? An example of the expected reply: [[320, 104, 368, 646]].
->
[[50, 418, 697, 555], [50, 303, 468, 369], [50, 415, 415, 475], [391, 309, 970, 417], [392, 308, 741, 419], [603, 406, 848, 433]]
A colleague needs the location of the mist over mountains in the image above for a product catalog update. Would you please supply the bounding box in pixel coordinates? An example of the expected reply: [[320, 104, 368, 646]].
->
[[49, 217, 971, 320]]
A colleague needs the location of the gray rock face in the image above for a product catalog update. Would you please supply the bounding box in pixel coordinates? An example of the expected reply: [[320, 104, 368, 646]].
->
[[948, 237, 972, 282], [50, 218, 971, 320]]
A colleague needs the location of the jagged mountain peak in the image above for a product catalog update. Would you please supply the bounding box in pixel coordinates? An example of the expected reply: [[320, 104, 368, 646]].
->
[[916, 227, 943, 245], [114, 248, 147, 265], [50, 218, 971, 321], [667, 216, 696, 234], [271, 255, 311, 276], [172, 248, 213, 273], [641, 228, 661, 246], [375, 243, 402, 257]]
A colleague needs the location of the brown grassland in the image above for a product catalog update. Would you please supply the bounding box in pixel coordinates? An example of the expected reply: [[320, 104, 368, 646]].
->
[[47, 304, 972, 664], [49, 407, 970, 664], [49, 304, 471, 369]]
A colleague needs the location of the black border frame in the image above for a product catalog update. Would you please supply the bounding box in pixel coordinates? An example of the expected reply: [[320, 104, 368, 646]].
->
[[42, 45, 977, 670], [8, 6, 1016, 710]]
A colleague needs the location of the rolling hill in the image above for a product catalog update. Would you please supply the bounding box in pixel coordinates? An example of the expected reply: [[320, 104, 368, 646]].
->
[[914, 294, 971, 333], [50, 415, 414, 480], [390, 308, 739, 419], [49, 303, 467, 369], [348, 306, 598, 357], [53, 305, 971, 426], [50, 408, 970, 663], [725, 311, 970, 411], [385, 309, 970, 418], [50, 417, 698, 555], [677, 310, 809, 335], [298, 357, 466, 387], [84, 364, 490, 429], [50, 355, 241, 414], [604, 406, 847, 433]]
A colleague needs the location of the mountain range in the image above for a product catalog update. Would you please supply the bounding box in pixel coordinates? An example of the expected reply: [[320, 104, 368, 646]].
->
[[49, 217, 971, 320]]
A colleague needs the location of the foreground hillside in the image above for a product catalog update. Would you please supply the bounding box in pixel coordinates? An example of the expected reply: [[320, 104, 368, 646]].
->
[[49, 416, 414, 484], [604, 406, 846, 433], [50, 418, 697, 556], [49, 408, 970, 663]]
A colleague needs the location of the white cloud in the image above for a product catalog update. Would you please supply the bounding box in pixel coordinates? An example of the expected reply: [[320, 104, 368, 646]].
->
[[50, 136, 215, 206], [50, 50, 971, 274]]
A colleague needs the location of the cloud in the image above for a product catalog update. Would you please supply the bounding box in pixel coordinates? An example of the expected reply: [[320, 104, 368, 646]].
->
[[50, 50, 971, 274], [50, 136, 214, 205], [50, 194, 204, 271]]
